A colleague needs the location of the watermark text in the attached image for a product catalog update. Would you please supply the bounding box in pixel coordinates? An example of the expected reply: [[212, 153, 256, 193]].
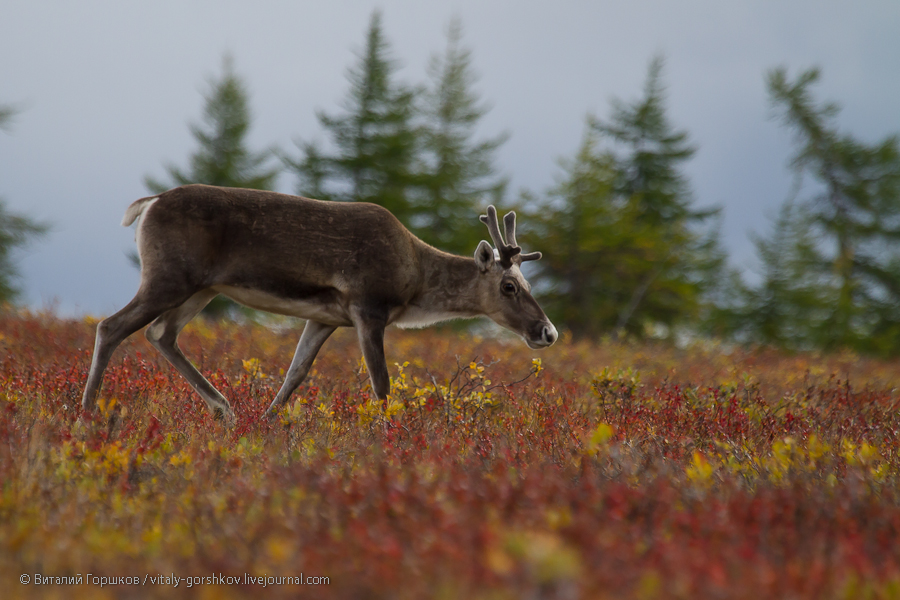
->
[[20, 572, 329, 588]]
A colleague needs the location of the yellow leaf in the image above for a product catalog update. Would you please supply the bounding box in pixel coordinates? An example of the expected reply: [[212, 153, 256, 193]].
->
[[806, 434, 830, 462], [585, 423, 615, 455], [686, 451, 715, 487]]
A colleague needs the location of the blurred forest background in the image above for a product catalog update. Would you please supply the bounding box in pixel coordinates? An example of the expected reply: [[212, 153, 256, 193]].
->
[[4, 11, 900, 356]]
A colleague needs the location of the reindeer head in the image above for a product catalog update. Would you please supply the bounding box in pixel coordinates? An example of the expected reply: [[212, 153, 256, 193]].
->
[[474, 206, 558, 349]]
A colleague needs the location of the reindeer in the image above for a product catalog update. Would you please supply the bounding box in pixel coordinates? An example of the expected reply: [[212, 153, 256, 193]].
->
[[82, 184, 558, 424]]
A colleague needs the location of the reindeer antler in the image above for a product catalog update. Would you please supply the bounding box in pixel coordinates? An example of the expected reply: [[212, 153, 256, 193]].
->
[[502, 211, 542, 263], [480, 205, 542, 268]]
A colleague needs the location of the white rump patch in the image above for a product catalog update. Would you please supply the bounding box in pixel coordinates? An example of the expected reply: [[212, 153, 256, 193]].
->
[[121, 196, 158, 227], [123, 196, 158, 251]]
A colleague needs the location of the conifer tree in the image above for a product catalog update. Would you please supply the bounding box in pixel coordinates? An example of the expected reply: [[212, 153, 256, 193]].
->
[[286, 10, 418, 222], [518, 128, 631, 338], [593, 57, 708, 227], [732, 67, 900, 354], [721, 201, 837, 349], [590, 56, 725, 338], [525, 58, 724, 340], [0, 105, 16, 133], [415, 18, 508, 255], [145, 55, 278, 193], [0, 104, 48, 304]]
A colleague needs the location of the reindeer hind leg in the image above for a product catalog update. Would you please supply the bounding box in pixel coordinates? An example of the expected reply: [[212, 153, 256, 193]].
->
[[144, 289, 235, 425], [82, 287, 188, 413]]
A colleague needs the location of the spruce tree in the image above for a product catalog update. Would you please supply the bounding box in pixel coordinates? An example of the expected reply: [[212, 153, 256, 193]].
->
[[734, 67, 900, 354], [0, 105, 17, 133], [524, 57, 724, 340], [286, 10, 418, 222], [415, 18, 508, 255], [518, 128, 631, 338], [145, 55, 278, 193], [0, 199, 48, 304], [721, 201, 837, 349], [0, 104, 48, 304], [593, 57, 724, 339], [593, 57, 710, 227]]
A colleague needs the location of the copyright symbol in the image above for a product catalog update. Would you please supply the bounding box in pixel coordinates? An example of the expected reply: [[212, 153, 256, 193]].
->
[[20, 574, 30, 584]]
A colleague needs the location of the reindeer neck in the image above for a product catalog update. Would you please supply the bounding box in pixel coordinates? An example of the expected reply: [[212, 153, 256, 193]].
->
[[413, 245, 484, 316]]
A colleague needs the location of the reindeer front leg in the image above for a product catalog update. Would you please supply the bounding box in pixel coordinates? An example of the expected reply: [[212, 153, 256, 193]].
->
[[265, 320, 337, 419], [352, 306, 391, 403]]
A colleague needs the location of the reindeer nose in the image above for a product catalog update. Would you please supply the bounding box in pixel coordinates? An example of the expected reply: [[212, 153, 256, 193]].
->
[[542, 323, 558, 346]]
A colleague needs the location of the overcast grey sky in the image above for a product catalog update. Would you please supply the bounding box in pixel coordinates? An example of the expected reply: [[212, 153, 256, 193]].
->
[[2, 1, 899, 316]]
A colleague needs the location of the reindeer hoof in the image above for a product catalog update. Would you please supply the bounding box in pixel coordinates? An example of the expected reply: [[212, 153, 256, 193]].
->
[[213, 406, 236, 428]]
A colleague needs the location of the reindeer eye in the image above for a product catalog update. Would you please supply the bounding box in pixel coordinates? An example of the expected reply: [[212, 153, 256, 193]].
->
[[502, 282, 517, 295]]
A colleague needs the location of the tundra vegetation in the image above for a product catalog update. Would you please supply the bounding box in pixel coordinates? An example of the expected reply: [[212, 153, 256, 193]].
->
[[4, 311, 900, 598]]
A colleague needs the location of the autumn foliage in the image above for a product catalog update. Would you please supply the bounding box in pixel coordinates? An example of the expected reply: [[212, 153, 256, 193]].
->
[[3, 310, 900, 599]]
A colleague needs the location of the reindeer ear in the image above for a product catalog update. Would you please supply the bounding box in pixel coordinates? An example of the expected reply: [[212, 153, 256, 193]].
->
[[474, 240, 495, 272]]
